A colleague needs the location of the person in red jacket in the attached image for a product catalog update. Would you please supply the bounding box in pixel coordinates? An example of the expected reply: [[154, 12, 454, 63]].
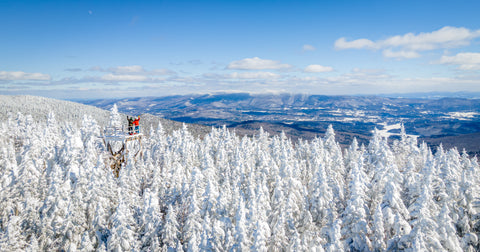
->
[[133, 116, 140, 134]]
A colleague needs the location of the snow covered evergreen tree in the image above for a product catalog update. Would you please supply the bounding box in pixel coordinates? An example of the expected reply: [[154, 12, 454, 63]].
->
[[2, 111, 480, 251], [341, 151, 371, 251]]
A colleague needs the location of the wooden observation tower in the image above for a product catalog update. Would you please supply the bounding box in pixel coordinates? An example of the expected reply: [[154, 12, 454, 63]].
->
[[103, 125, 143, 177]]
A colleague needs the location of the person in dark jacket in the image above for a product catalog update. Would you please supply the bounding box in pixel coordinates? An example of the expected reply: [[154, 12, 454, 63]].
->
[[127, 116, 134, 135], [133, 116, 140, 134]]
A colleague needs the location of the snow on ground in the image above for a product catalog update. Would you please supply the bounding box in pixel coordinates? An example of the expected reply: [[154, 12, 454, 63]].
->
[[376, 122, 419, 139], [444, 112, 480, 120]]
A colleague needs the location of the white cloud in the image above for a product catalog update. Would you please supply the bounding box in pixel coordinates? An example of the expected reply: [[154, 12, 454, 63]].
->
[[382, 49, 420, 59], [292, 76, 321, 81], [100, 74, 149, 82], [227, 57, 292, 70], [439, 52, 480, 70], [91, 65, 176, 76], [352, 68, 386, 74], [0, 71, 51, 81], [302, 44, 316, 51], [229, 72, 280, 79], [304, 64, 334, 73], [108, 65, 144, 74], [334, 37, 377, 50], [150, 69, 176, 75], [382, 26, 479, 51], [204, 72, 281, 80], [335, 26, 480, 59]]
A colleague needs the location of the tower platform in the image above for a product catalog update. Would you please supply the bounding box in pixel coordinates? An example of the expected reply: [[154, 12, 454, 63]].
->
[[103, 130, 143, 177]]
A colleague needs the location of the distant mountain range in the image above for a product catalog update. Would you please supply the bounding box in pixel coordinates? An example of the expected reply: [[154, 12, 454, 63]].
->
[[79, 93, 480, 156], [1, 94, 478, 155]]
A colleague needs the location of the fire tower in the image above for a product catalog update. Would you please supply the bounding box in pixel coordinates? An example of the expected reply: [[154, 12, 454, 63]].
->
[[103, 125, 143, 177]]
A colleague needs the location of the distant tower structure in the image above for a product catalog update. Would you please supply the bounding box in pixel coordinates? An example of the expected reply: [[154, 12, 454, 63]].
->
[[103, 105, 143, 177]]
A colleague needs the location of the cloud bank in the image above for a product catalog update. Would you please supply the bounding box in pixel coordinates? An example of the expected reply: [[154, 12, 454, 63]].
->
[[439, 52, 480, 70], [335, 26, 480, 59], [227, 57, 292, 70], [91, 65, 176, 76], [0, 71, 51, 81], [304, 65, 334, 73]]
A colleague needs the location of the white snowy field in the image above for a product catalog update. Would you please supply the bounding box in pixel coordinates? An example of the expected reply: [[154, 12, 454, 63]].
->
[[444, 112, 480, 121], [0, 105, 479, 251], [376, 123, 419, 139]]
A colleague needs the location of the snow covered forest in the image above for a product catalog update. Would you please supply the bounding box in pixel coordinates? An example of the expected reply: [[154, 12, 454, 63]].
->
[[1, 105, 480, 251]]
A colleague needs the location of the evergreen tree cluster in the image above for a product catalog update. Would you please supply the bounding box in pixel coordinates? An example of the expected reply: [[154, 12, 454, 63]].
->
[[1, 109, 480, 251]]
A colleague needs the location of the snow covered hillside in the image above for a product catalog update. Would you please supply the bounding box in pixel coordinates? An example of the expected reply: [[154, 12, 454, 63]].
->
[[0, 95, 210, 138], [1, 104, 479, 251], [0, 95, 110, 125]]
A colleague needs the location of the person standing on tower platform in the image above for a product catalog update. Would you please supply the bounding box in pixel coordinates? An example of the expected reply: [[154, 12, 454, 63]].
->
[[127, 116, 134, 135], [133, 116, 140, 134]]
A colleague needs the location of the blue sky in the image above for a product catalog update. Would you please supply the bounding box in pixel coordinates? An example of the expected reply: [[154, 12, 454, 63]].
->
[[1, 0, 480, 99]]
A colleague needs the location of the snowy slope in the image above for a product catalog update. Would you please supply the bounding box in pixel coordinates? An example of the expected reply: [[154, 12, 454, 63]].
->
[[0, 95, 111, 126], [0, 95, 210, 137]]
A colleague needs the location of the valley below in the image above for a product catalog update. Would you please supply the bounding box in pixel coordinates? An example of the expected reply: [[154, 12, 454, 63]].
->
[[80, 93, 480, 156]]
